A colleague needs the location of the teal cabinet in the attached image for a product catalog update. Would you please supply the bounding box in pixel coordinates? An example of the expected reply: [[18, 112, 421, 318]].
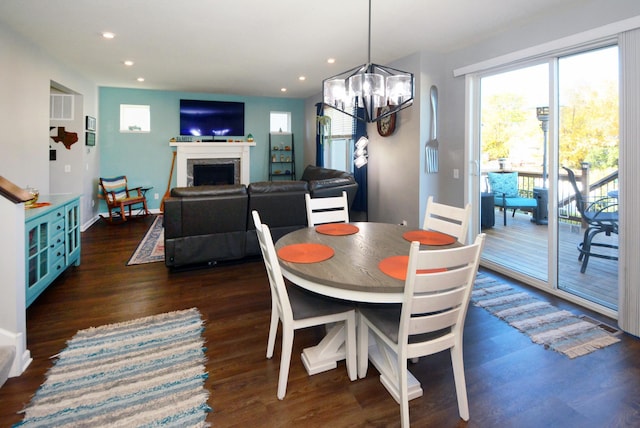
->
[[25, 195, 80, 307]]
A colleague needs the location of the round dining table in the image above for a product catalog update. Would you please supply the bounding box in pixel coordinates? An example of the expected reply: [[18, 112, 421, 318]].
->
[[275, 221, 459, 402]]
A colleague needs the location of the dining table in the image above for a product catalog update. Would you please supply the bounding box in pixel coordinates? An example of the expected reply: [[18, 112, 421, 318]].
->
[[275, 221, 459, 402]]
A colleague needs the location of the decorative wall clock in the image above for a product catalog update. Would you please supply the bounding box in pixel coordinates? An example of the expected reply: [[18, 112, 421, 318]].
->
[[376, 106, 396, 137]]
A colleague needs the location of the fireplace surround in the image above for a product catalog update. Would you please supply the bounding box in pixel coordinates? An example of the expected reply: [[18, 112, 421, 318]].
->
[[170, 142, 256, 186]]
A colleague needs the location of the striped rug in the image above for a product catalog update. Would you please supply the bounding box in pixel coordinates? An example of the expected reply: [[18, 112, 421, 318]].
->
[[15, 308, 211, 427], [472, 273, 620, 358]]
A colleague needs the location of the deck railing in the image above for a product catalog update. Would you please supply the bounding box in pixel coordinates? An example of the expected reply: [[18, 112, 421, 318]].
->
[[482, 165, 619, 224]]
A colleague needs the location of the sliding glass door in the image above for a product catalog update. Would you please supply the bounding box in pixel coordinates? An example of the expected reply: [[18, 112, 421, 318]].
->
[[477, 45, 619, 311], [556, 46, 619, 309], [480, 63, 549, 283]]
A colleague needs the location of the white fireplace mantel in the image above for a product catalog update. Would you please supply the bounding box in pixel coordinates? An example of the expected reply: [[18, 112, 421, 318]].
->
[[170, 142, 256, 186]]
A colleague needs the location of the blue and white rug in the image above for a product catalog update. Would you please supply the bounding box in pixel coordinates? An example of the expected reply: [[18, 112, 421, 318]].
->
[[15, 308, 211, 427], [472, 273, 620, 358]]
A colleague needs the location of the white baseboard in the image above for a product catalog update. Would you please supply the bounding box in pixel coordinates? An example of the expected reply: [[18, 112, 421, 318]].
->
[[0, 328, 32, 377]]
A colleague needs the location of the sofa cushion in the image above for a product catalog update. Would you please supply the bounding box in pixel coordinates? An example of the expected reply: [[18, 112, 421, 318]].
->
[[248, 180, 308, 194], [308, 177, 355, 192], [301, 165, 355, 182], [171, 184, 246, 197]]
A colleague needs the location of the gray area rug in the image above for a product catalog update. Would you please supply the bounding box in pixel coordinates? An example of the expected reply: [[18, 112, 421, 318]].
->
[[472, 273, 620, 358]]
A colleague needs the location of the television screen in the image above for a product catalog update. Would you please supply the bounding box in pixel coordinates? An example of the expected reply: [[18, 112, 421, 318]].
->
[[179, 99, 245, 137]]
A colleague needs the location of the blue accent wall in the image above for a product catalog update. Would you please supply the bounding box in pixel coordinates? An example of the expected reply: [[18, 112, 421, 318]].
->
[[98, 87, 305, 210]]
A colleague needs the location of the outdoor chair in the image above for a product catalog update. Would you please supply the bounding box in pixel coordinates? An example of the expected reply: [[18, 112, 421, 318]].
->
[[252, 210, 357, 399], [357, 234, 485, 427], [99, 176, 149, 224], [563, 167, 618, 273], [487, 171, 537, 225], [305, 191, 350, 226], [423, 196, 471, 244]]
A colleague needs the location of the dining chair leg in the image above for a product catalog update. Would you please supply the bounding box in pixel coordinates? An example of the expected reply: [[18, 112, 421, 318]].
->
[[266, 304, 279, 359], [399, 356, 410, 428], [344, 312, 357, 381], [450, 345, 470, 421], [357, 313, 369, 379], [277, 327, 294, 400]]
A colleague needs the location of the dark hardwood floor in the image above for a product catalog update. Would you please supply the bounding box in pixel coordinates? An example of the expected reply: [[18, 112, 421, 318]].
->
[[1, 215, 639, 427]]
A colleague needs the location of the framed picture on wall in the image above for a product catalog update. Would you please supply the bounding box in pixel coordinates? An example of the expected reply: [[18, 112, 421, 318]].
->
[[86, 132, 96, 146], [86, 115, 96, 131]]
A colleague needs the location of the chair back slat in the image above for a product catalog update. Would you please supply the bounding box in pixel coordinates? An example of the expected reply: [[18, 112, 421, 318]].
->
[[305, 191, 349, 227], [408, 307, 460, 336], [423, 196, 471, 244], [410, 287, 467, 316]]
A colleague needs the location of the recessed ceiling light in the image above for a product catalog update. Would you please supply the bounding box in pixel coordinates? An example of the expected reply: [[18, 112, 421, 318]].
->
[[298, 76, 306, 81], [101, 32, 115, 39], [137, 77, 145, 82], [327, 58, 336, 64], [280, 88, 287, 92], [123, 60, 134, 66]]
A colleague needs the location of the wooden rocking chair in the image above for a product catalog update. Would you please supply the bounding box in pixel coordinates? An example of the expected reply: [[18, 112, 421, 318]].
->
[[99, 176, 149, 223]]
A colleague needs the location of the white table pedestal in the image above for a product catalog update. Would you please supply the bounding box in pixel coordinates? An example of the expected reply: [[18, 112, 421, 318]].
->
[[301, 324, 349, 376]]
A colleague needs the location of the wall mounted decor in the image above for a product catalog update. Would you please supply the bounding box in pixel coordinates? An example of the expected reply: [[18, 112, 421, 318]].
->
[[86, 132, 96, 146], [86, 115, 96, 131], [50, 126, 78, 150]]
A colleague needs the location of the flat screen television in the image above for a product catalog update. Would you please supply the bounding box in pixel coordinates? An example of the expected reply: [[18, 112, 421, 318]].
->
[[179, 99, 245, 137]]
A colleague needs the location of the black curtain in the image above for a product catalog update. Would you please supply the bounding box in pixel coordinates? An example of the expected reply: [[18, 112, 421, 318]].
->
[[352, 107, 368, 215], [315, 103, 324, 167]]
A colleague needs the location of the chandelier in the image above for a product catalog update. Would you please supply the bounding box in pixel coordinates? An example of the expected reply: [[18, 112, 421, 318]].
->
[[322, 0, 414, 123]]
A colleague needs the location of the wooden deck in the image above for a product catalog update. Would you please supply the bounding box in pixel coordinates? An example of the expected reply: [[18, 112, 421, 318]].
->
[[480, 208, 618, 310]]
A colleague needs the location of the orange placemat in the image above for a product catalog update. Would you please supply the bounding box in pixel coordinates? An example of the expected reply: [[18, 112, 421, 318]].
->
[[277, 243, 335, 264], [315, 223, 360, 236], [402, 230, 456, 246], [378, 255, 446, 281]]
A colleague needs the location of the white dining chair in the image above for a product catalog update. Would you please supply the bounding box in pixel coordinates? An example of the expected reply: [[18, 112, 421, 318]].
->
[[305, 191, 349, 227], [422, 195, 471, 244], [357, 233, 485, 427], [251, 210, 357, 399]]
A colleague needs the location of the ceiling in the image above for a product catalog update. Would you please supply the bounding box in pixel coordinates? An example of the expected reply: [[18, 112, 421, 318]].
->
[[0, 0, 586, 99]]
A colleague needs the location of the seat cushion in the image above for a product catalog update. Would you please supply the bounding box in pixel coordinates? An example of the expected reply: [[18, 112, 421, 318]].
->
[[101, 176, 128, 201], [287, 283, 354, 320], [499, 197, 537, 208]]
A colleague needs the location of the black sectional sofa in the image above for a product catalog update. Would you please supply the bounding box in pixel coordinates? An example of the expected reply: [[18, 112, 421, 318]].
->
[[163, 165, 358, 269]]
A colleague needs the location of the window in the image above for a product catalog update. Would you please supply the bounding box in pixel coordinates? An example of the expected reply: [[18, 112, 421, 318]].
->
[[120, 104, 150, 132], [270, 111, 291, 132], [322, 106, 354, 173]]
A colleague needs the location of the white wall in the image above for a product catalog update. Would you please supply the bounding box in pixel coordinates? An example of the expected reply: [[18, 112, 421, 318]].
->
[[0, 25, 100, 228]]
